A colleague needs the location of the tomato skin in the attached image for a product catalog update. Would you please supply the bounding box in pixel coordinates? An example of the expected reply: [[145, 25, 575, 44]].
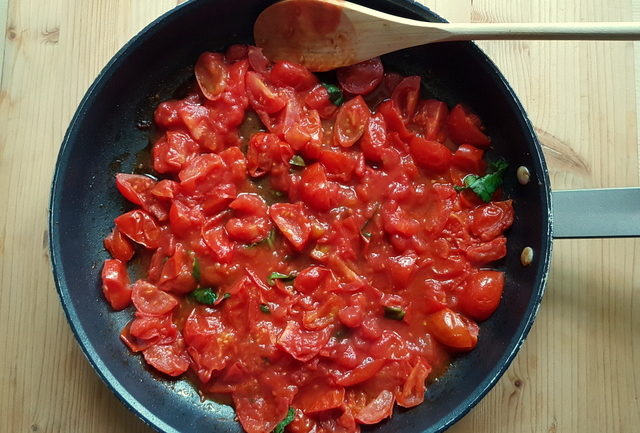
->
[[336, 357, 385, 386], [426, 308, 479, 350], [246, 132, 293, 177], [158, 244, 197, 295], [295, 381, 345, 414], [471, 200, 514, 241], [360, 113, 387, 163], [333, 95, 371, 147], [270, 60, 318, 90], [269, 202, 311, 251], [202, 223, 235, 263], [304, 85, 338, 119], [178, 153, 225, 194], [101, 259, 131, 310], [153, 130, 200, 174], [465, 236, 507, 265], [195, 52, 228, 101], [277, 321, 332, 362], [391, 75, 421, 120], [447, 104, 491, 147], [412, 99, 449, 142], [246, 71, 287, 113], [377, 99, 413, 139], [452, 144, 486, 174], [396, 359, 431, 408], [354, 390, 395, 425], [131, 280, 179, 316], [115, 210, 161, 249], [143, 335, 190, 377], [459, 270, 505, 321], [103, 227, 135, 262], [337, 57, 384, 95], [300, 163, 337, 212], [409, 135, 452, 172]]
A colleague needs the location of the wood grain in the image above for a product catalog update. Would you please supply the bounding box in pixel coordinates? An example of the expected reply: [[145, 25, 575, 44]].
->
[[0, 1, 638, 433]]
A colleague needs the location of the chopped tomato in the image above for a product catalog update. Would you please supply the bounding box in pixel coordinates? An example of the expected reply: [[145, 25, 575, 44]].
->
[[333, 95, 371, 147], [101, 259, 131, 310], [459, 270, 505, 321], [143, 335, 190, 377], [131, 280, 178, 316], [269, 202, 311, 251], [409, 135, 452, 172], [425, 308, 479, 350], [337, 57, 384, 95], [246, 71, 287, 113], [300, 163, 337, 211], [270, 60, 318, 90], [452, 144, 486, 174], [412, 99, 448, 142], [391, 76, 421, 120], [115, 210, 161, 249], [354, 390, 395, 424], [304, 84, 338, 119], [195, 52, 228, 101], [447, 104, 491, 147], [103, 227, 135, 262]]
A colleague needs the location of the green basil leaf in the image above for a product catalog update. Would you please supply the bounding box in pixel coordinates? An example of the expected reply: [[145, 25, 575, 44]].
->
[[192, 287, 217, 305], [289, 155, 306, 167], [267, 271, 296, 286], [259, 304, 271, 314], [273, 407, 295, 433], [384, 306, 406, 320], [456, 159, 508, 203], [321, 82, 344, 106]]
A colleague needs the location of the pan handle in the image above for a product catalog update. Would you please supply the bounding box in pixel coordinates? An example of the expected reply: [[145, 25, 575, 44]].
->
[[551, 187, 640, 238]]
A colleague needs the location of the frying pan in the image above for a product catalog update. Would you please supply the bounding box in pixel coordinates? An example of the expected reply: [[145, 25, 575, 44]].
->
[[48, 0, 640, 432]]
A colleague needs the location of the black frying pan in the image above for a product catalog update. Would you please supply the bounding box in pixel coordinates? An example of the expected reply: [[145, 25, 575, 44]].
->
[[48, 0, 638, 432]]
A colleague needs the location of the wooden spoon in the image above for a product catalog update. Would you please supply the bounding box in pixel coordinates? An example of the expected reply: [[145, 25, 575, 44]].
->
[[254, 0, 640, 71]]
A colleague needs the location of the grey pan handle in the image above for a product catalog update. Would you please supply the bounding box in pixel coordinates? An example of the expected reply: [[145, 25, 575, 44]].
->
[[552, 188, 640, 238]]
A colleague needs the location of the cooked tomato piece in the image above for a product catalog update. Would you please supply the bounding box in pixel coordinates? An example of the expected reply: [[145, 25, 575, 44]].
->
[[336, 357, 385, 386], [246, 132, 293, 177], [360, 113, 387, 163], [396, 359, 431, 408], [304, 84, 338, 119], [269, 202, 311, 251], [195, 52, 228, 101], [470, 200, 514, 241], [103, 227, 135, 262], [115, 210, 161, 249], [465, 236, 507, 265], [131, 280, 178, 316], [157, 244, 197, 295], [391, 76, 421, 120], [153, 130, 200, 174], [409, 135, 452, 172], [425, 308, 479, 350], [447, 104, 491, 147], [202, 223, 235, 263], [277, 321, 331, 362], [143, 335, 190, 377], [452, 144, 486, 174], [246, 71, 287, 113], [300, 163, 337, 211], [333, 95, 371, 147], [459, 270, 505, 321], [377, 99, 413, 139], [412, 99, 448, 142], [101, 259, 131, 310], [295, 381, 345, 413], [354, 390, 395, 425], [337, 57, 384, 95], [225, 44, 249, 62], [270, 60, 318, 90]]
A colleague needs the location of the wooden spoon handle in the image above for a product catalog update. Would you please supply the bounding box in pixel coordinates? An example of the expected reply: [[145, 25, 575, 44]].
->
[[424, 22, 640, 42]]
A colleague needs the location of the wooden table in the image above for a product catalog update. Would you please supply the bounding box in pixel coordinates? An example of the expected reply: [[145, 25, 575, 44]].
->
[[1, 0, 638, 432]]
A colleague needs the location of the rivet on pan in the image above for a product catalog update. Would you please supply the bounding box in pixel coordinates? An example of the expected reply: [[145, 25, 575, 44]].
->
[[517, 166, 530, 185], [520, 247, 534, 266]]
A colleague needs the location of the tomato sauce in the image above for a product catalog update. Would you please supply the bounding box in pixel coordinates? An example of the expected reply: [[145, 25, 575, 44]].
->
[[101, 46, 514, 433]]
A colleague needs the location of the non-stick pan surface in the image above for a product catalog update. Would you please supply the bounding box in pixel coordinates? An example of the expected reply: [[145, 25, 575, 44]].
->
[[49, 0, 552, 432]]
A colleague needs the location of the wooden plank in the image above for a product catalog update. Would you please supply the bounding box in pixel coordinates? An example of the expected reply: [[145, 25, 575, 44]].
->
[[0, 1, 176, 432]]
